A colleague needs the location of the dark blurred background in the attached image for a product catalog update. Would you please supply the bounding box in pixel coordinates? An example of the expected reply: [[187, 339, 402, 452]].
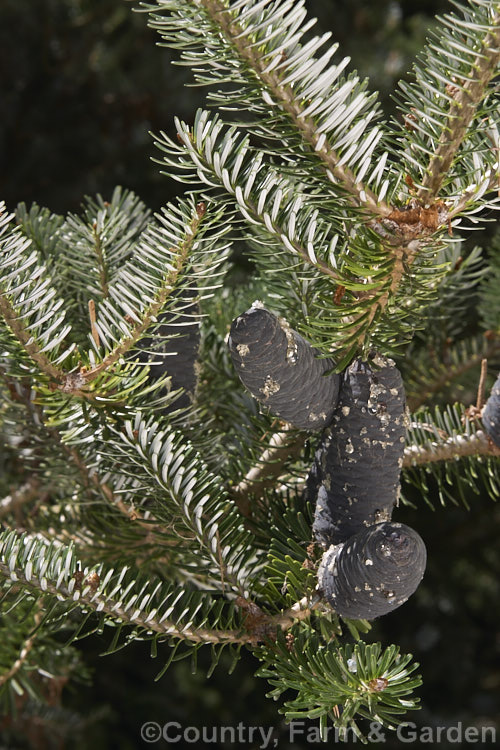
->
[[1, 0, 499, 747], [0, 0, 451, 215]]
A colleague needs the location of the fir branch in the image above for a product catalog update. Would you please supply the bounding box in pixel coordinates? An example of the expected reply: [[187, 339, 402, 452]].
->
[[417, 9, 500, 202], [394, 0, 500, 217], [148, 1, 500, 362], [406, 334, 500, 411], [92, 222, 109, 299], [0, 602, 43, 689], [0, 557, 244, 646], [0, 293, 68, 383], [0, 204, 77, 382], [1, 196, 224, 408], [81, 202, 205, 383], [403, 404, 500, 509], [0, 531, 317, 647], [61, 443, 157, 532], [448, 165, 500, 219], [257, 637, 422, 736], [0, 368, 163, 542], [55, 188, 152, 325], [402, 402, 499, 507], [0, 478, 45, 522], [48, 432, 189, 565], [230, 425, 304, 517], [156, 116, 342, 283], [3, 0, 500, 726], [198, 0, 389, 217], [403, 428, 500, 466], [157, 113, 466, 358], [103, 414, 262, 589]]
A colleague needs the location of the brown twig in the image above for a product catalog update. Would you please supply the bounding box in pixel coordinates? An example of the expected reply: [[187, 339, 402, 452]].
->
[[0, 602, 43, 689], [231, 426, 306, 517], [0, 560, 319, 647], [407, 338, 500, 412], [201, 0, 390, 219], [272, 594, 322, 629], [0, 477, 43, 521], [417, 14, 500, 203], [476, 358, 488, 410], [403, 430, 500, 467], [88, 299, 100, 350]]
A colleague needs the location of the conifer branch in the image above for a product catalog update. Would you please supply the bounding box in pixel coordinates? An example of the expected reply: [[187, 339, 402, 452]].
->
[[164, 121, 342, 283], [407, 335, 500, 411], [197, 0, 390, 218], [62, 444, 157, 530], [230, 425, 304, 516], [2, 0, 499, 728], [166, 112, 461, 358], [92, 223, 109, 299], [58, 442, 190, 565], [0, 368, 163, 539], [0, 559, 246, 645], [0, 555, 316, 647], [403, 429, 500, 466], [0, 603, 43, 689], [81, 204, 205, 383], [165, 117, 425, 359], [417, 11, 500, 202], [0, 477, 44, 521], [0, 293, 67, 382], [0, 366, 142, 526]]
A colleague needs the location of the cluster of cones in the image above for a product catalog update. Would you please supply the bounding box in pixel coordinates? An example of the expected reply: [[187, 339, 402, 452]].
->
[[229, 304, 426, 620]]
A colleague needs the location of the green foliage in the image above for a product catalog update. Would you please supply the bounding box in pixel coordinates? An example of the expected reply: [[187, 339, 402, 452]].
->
[[0, 597, 90, 715], [17, 190, 152, 346], [95, 413, 264, 584], [0, 203, 74, 371], [1, 0, 500, 742], [143, 0, 500, 362], [0, 527, 242, 673], [393, 0, 500, 205], [403, 402, 500, 508], [257, 636, 422, 740]]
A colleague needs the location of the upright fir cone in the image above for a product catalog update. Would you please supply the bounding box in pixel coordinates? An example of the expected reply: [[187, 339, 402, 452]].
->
[[482, 371, 500, 448], [134, 285, 200, 410], [228, 304, 340, 430], [317, 522, 427, 620], [307, 354, 406, 547]]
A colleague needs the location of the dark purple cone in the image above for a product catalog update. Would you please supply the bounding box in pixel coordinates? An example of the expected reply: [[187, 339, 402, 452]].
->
[[134, 286, 200, 410], [317, 522, 426, 620], [228, 305, 340, 430], [482, 371, 500, 448], [307, 354, 406, 547]]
